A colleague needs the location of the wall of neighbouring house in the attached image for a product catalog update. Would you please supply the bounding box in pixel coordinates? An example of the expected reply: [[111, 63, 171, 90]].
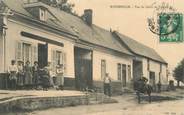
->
[[142, 57, 168, 90], [4, 18, 75, 80], [92, 50, 133, 94]]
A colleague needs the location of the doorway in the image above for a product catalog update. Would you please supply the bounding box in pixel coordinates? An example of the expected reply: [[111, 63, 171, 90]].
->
[[133, 60, 143, 81], [122, 64, 126, 87], [74, 47, 93, 90], [38, 43, 48, 68], [149, 71, 156, 87]]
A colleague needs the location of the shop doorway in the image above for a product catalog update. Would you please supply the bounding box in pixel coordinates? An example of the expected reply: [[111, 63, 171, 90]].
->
[[38, 43, 48, 68], [74, 47, 93, 90]]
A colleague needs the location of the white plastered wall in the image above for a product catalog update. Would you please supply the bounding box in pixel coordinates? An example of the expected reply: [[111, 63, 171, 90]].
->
[[93, 50, 133, 82], [4, 19, 75, 78]]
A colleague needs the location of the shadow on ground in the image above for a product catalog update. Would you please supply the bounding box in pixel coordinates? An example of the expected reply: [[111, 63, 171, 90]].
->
[[141, 95, 181, 102]]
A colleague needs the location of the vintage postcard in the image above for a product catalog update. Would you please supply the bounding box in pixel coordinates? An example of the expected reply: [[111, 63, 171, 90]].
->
[[0, 0, 183, 115]]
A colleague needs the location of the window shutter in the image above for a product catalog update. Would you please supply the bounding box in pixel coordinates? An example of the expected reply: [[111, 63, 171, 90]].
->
[[62, 52, 67, 74], [32, 44, 38, 65], [60, 51, 63, 65], [15, 41, 22, 61], [51, 49, 57, 71]]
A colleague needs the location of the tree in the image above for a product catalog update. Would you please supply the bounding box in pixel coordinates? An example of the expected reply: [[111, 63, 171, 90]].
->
[[173, 58, 184, 87], [39, 0, 75, 14]]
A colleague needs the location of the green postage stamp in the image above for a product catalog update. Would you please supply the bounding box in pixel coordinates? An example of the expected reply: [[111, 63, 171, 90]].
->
[[159, 13, 183, 42]]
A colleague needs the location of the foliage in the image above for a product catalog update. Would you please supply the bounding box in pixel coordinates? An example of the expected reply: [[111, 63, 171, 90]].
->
[[173, 58, 184, 83], [38, 0, 76, 14]]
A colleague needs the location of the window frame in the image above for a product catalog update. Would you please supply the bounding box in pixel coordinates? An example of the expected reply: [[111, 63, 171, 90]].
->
[[101, 59, 106, 79], [117, 63, 121, 81], [39, 8, 47, 21], [51, 48, 66, 73], [16, 40, 38, 66]]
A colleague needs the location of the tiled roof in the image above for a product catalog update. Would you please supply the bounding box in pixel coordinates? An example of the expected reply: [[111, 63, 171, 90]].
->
[[114, 32, 167, 64], [3, 0, 167, 64], [3, 0, 133, 56]]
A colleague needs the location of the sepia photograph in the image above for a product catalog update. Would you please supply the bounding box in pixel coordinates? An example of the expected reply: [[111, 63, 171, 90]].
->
[[0, 0, 183, 114]]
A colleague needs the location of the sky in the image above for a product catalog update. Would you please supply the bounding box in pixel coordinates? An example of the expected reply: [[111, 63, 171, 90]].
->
[[69, 0, 184, 72]]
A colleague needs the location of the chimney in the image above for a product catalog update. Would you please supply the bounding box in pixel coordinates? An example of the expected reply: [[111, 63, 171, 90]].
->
[[83, 9, 93, 26]]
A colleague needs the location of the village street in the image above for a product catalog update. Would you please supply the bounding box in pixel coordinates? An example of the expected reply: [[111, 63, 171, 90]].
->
[[28, 95, 184, 115], [11, 89, 184, 115]]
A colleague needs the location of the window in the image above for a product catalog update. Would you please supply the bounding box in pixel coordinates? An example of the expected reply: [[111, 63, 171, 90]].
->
[[56, 51, 62, 65], [15, 41, 38, 65], [117, 63, 121, 80], [52, 49, 66, 73], [101, 60, 106, 79], [117, 63, 127, 87], [22, 43, 31, 63], [39, 8, 47, 21], [127, 65, 131, 81], [122, 64, 126, 86]]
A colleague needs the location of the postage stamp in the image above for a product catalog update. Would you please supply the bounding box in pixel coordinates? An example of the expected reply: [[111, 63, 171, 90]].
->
[[159, 13, 183, 42], [147, 2, 183, 42]]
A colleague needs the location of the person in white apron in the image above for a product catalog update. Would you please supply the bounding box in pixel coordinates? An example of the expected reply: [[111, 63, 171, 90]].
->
[[56, 64, 64, 90], [8, 60, 18, 90], [103, 73, 112, 97]]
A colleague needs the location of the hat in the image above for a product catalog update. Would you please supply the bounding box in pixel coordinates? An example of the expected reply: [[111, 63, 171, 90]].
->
[[34, 61, 38, 64]]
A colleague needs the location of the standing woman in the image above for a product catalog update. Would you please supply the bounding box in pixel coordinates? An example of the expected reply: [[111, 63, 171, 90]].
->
[[24, 61, 33, 89], [32, 61, 40, 90], [17, 61, 24, 89], [56, 64, 64, 90], [8, 60, 18, 90], [45, 62, 54, 87], [41, 64, 51, 91]]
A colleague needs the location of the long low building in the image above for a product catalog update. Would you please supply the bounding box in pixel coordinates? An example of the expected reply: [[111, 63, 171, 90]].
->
[[0, 0, 168, 93]]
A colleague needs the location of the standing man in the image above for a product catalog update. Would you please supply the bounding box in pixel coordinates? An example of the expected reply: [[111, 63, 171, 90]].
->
[[8, 60, 18, 90], [157, 81, 162, 93], [103, 73, 112, 97]]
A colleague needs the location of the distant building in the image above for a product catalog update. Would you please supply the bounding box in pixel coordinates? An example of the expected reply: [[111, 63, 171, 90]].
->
[[0, 0, 168, 93]]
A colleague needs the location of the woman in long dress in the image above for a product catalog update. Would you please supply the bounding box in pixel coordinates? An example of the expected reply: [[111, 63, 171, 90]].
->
[[45, 62, 55, 87], [32, 61, 40, 89], [56, 64, 64, 90], [40, 66, 50, 91], [24, 61, 33, 89], [17, 61, 24, 89]]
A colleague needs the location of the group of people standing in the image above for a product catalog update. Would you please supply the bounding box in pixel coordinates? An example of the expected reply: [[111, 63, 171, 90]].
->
[[7, 60, 64, 90]]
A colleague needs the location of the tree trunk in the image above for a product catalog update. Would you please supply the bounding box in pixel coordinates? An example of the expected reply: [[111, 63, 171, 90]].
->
[[177, 80, 180, 87]]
